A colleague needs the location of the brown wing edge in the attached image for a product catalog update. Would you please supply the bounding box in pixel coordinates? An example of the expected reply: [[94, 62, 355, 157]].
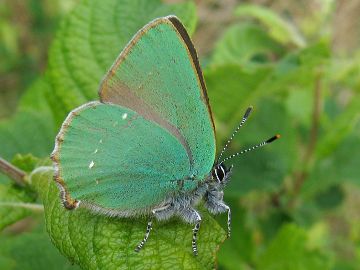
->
[[98, 17, 171, 100], [50, 101, 174, 216], [50, 101, 101, 210], [167, 16, 216, 133], [98, 15, 216, 137], [98, 16, 216, 166]]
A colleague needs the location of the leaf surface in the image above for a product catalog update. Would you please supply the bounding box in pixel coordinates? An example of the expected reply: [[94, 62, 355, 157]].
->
[[31, 167, 226, 270]]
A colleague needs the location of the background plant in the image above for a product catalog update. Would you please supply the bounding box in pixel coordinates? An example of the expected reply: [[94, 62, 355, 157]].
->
[[1, 0, 360, 269]]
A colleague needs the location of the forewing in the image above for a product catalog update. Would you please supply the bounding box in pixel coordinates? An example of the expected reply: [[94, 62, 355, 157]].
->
[[99, 16, 215, 178], [51, 102, 194, 213]]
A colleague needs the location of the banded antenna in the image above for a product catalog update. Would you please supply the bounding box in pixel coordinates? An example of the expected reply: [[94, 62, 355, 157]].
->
[[219, 135, 281, 164], [216, 106, 253, 164]]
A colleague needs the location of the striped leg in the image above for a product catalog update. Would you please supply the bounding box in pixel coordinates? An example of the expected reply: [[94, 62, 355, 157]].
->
[[217, 202, 231, 237], [192, 221, 201, 256], [178, 208, 202, 256], [204, 196, 231, 238], [134, 220, 152, 252], [224, 204, 231, 238], [134, 204, 174, 253]]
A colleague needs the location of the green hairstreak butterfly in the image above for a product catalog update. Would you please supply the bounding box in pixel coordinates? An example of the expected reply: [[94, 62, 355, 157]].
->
[[51, 15, 279, 256]]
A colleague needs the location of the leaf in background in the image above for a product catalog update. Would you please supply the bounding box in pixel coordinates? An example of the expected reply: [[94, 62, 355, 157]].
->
[[205, 65, 296, 195], [0, 79, 55, 162], [46, 0, 197, 127], [211, 23, 284, 68], [261, 41, 330, 99], [0, 184, 37, 231], [235, 4, 306, 48], [217, 199, 254, 270], [0, 154, 49, 230], [0, 220, 80, 270], [302, 134, 360, 198], [257, 223, 331, 270], [316, 94, 360, 158], [227, 98, 295, 195], [205, 64, 273, 131], [204, 42, 330, 195], [11, 154, 41, 173], [30, 167, 226, 270], [207, 41, 330, 130], [285, 86, 313, 126], [313, 185, 345, 210]]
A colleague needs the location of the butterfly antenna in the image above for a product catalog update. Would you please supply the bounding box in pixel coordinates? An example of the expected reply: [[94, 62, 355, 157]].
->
[[220, 134, 281, 164], [216, 106, 253, 164]]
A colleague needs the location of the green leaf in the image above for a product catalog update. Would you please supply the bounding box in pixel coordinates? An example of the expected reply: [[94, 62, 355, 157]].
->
[[46, 0, 197, 127], [0, 154, 49, 229], [235, 4, 306, 48], [257, 223, 331, 270], [217, 199, 254, 270], [316, 94, 360, 159], [0, 184, 37, 231], [0, 220, 80, 270], [11, 154, 41, 173], [30, 167, 226, 269], [285, 87, 313, 126], [313, 185, 344, 210], [227, 98, 295, 195], [211, 23, 284, 68], [0, 79, 55, 161], [205, 64, 273, 129], [302, 134, 360, 198]]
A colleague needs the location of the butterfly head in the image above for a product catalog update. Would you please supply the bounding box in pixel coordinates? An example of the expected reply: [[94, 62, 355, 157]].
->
[[211, 162, 233, 187]]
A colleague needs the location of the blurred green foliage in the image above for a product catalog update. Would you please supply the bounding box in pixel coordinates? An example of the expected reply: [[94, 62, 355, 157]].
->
[[1, 0, 360, 269]]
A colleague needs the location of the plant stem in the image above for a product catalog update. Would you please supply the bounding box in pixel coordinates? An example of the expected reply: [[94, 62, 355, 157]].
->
[[0, 156, 27, 187], [293, 74, 322, 194], [0, 202, 44, 212], [270, 75, 322, 209]]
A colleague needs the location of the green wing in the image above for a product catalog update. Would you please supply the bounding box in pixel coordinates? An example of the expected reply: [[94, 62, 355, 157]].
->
[[52, 102, 194, 212], [99, 16, 216, 178]]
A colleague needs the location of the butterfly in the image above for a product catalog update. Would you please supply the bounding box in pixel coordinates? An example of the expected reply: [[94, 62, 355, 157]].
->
[[51, 15, 279, 256]]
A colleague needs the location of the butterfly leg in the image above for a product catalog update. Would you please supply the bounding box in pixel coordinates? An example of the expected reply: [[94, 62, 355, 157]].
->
[[134, 220, 152, 252], [134, 204, 174, 253], [179, 208, 202, 256], [205, 191, 231, 237], [217, 202, 231, 237]]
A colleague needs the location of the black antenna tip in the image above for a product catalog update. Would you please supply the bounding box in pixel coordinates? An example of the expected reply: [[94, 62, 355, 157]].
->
[[266, 134, 281, 143], [244, 106, 253, 118]]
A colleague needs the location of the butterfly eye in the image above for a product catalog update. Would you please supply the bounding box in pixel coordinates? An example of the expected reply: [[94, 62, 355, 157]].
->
[[212, 164, 227, 183]]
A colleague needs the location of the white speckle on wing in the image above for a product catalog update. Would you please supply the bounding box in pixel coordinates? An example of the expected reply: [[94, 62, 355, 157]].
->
[[93, 149, 98, 154], [89, 161, 95, 169], [99, 139, 103, 143], [122, 113, 128, 120], [96, 179, 99, 185], [113, 121, 118, 127]]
